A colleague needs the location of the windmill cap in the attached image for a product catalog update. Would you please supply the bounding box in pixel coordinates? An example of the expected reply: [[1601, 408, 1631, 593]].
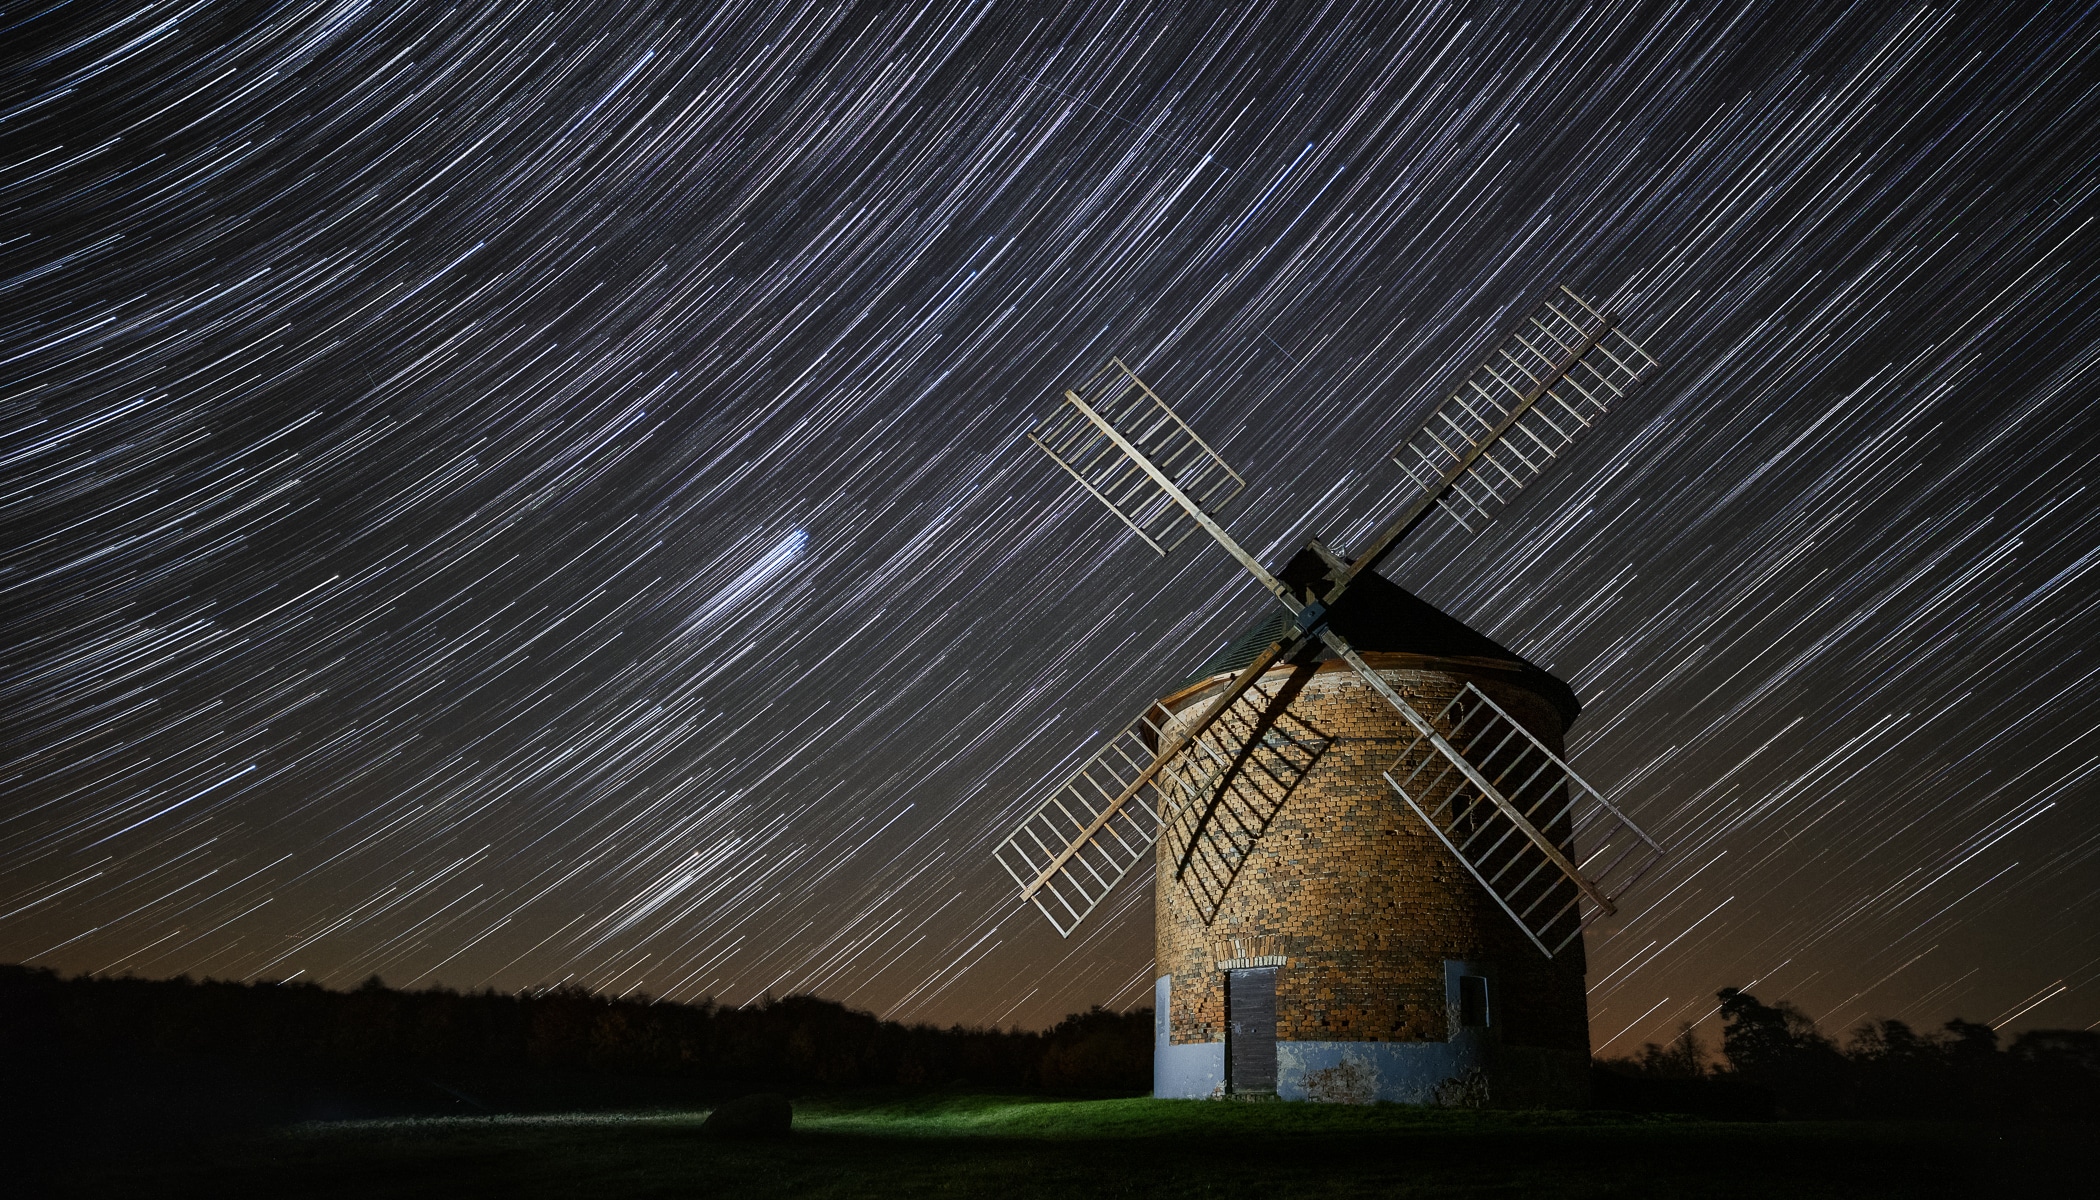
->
[[1174, 548, 1582, 726]]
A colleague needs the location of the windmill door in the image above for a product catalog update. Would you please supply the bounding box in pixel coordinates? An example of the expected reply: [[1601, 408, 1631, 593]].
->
[[1226, 966, 1277, 1093]]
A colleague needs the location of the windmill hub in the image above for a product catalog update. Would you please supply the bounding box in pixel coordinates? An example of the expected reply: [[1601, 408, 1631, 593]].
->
[[1287, 600, 1329, 635]]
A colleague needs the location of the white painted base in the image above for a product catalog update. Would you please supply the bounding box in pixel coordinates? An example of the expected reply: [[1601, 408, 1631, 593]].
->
[[1151, 976, 1588, 1106]]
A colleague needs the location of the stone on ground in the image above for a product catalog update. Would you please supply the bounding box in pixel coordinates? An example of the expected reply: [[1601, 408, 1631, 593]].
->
[[701, 1092, 793, 1137]]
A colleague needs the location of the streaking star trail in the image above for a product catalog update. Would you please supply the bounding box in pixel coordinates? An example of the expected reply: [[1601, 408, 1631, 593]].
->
[[2, 2, 2097, 1050]]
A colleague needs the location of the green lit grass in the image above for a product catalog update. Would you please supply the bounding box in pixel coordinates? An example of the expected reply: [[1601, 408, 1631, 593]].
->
[[49, 1090, 2094, 1198], [791, 1090, 1693, 1137]]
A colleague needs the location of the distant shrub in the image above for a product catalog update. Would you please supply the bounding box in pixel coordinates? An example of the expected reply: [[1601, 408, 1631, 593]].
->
[[1036, 1005, 1151, 1092]]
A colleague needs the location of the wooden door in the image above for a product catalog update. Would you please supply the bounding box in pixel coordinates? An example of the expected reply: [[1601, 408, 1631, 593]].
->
[[1226, 967, 1277, 1093]]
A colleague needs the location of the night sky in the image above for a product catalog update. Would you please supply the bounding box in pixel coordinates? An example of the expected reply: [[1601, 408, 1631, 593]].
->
[[5, 1, 2098, 1051]]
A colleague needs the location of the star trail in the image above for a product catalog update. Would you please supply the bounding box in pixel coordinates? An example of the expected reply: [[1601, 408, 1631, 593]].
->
[[3, 1, 2097, 1051]]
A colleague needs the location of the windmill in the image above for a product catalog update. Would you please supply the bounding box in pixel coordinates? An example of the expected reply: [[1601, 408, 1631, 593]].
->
[[993, 287, 1667, 1104]]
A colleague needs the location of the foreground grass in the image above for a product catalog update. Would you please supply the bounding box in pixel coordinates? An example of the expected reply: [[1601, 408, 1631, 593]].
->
[[45, 1091, 2096, 1198]]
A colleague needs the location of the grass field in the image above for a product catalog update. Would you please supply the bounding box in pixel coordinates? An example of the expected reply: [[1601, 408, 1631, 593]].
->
[[45, 1091, 2096, 1198]]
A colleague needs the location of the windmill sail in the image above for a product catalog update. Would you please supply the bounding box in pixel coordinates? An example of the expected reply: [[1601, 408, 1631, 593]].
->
[[993, 630, 1316, 938], [1027, 357, 1246, 556], [1389, 287, 1658, 535], [1382, 682, 1663, 956], [994, 707, 1180, 937], [1162, 665, 1330, 924]]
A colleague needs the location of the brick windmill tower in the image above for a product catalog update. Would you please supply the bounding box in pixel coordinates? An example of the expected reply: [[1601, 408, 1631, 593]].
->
[[994, 289, 1667, 1106]]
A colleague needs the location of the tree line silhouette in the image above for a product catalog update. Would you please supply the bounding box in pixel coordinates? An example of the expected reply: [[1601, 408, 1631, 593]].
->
[[0, 963, 1151, 1132], [1595, 987, 2100, 1119], [9, 965, 2096, 1125]]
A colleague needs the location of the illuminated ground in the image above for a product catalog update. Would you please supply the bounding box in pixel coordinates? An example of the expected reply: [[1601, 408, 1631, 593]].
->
[[46, 1092, 2095, 1197]]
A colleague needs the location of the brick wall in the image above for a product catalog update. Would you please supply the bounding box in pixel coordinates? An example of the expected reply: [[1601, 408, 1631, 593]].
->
[[1155, 653, 1591, 1054]]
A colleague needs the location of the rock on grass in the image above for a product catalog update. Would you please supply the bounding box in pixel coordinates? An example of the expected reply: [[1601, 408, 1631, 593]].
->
[[702, 1093, 793, 1138]]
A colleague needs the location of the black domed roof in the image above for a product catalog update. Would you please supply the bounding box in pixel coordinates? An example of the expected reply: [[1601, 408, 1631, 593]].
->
[[1178, 548, 1580, 724]]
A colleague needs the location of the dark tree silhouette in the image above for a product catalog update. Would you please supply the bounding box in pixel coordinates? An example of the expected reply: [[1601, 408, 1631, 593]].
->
[[1716, 986, 1849, 1116], [0, 963, 1153, 1136], [1597, 987, 2100, 1120]]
